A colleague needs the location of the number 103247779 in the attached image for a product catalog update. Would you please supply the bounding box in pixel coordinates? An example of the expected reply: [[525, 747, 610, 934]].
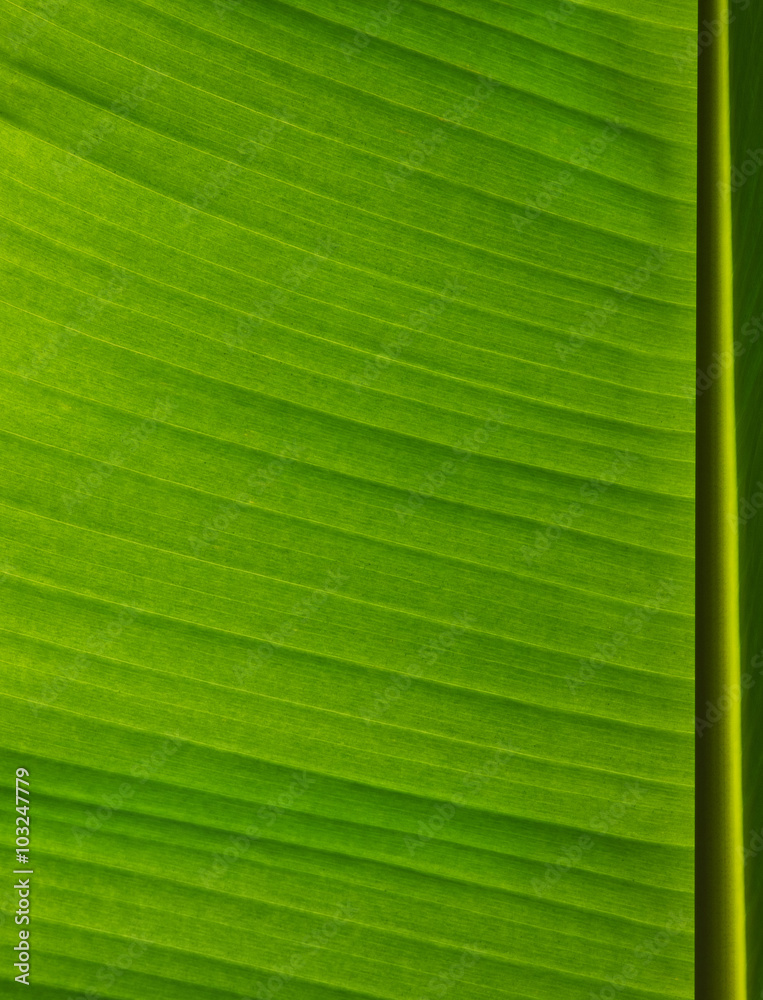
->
[[13, 767, 32, 986]]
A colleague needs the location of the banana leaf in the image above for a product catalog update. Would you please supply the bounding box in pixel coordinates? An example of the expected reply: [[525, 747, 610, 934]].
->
[[0, 1, 704, 998]]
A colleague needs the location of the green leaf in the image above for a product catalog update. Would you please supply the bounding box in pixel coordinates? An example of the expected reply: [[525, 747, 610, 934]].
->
[[0, 1, 696, 998]]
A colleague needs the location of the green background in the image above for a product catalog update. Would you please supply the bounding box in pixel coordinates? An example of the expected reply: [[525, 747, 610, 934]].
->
[[0, 1, 696, 997]]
